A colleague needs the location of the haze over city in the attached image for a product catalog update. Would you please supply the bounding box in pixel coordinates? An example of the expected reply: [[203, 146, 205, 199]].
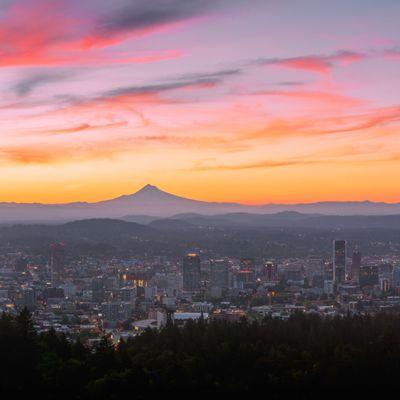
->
[[1, 0, 399, 204]]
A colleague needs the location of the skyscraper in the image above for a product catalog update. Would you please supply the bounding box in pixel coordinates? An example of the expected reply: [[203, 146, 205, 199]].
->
[[351, 248, 362, 283], [50, 242, 65, 286], [237, 258, 256, 284], [92, 276, 105, 303], [333, 240, 346, 284], [210, 259, 229, 289], [183, 253, 201, 291], [264, 261, 278, 282], [22, 287, 35, 310], [359, 265, 379, 288], [393, 266, 400, 289]]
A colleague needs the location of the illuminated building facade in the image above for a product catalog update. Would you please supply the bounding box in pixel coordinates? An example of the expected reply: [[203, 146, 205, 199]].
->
[[264, 261, 278, 282], [237, 258, 256, 285]]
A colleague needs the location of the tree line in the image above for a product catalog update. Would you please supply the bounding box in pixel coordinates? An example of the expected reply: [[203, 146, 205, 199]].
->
[[1, 309, 399, 398]]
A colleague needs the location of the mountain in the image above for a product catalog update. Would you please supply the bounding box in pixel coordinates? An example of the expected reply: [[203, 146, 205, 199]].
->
[[1, 184, 400, 223], [0, 184, 256, 223]]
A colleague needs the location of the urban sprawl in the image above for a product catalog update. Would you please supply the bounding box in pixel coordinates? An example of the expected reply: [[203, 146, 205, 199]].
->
[[1, 240, 400, 345]]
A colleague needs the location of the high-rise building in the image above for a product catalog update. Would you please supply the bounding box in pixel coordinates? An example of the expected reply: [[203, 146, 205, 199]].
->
[[392, 266, 400, 288], [183, 253, 201, 291], [236, 258, 256, 285], [22, 288, 35, 310], [359, 265, 379, 288], [333, 240, 346, 284], [264, 261, 278, 282], [120, 287, 136, 302], [351, 248, 361, 282], [50, 242, 65, 285], [92, 276, 105, 303], [286, 266, 305, 285], [380, 277, 390, 293], [210, 259, 229, 289]]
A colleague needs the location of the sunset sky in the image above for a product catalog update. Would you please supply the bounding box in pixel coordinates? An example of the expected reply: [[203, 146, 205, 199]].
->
[[1, 0, 399, 204]]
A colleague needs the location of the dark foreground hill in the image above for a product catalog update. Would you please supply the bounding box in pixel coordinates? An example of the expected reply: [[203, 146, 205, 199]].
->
[[1, 310, 400, 398]]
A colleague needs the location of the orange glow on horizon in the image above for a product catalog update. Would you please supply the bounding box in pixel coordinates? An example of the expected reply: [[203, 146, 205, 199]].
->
[[0, 1, 399, 205]]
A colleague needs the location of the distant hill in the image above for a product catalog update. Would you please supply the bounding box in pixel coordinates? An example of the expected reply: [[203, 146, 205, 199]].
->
[[148, 218, 196, 230], [169, 212, 400, 229], [0, 219, 154, 249], [1, 184, 400, 223], [1, 216, 400, 258]]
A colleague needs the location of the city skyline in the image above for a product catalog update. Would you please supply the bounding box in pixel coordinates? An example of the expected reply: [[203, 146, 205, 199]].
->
[[1, 0, 399, 204]]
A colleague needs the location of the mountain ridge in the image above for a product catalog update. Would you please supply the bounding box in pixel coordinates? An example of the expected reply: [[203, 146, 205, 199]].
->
[[0, 184, 400, 223]]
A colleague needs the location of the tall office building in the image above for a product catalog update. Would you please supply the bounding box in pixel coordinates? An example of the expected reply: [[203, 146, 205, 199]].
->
[[92, 276, 105, 303], [237, 258, 256, 284], [210, 259, 229, 289], [264, 261, 278, 282], [393, 266, 400, 288], [22, 287, 36, 310], [50, 242, 65, 285], [359, 265, 379, 288], [183, 253, 201, 291], [351, 248, 361, 283], [333, 240, 346, 284]]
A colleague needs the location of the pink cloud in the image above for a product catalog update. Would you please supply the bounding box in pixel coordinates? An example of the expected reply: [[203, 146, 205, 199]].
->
[[262, 51, 366, 75], [255, 90, 365, 108], [0, 1, 185, 67], [277, 58, 332, 75], [383, 47, 400, 60]]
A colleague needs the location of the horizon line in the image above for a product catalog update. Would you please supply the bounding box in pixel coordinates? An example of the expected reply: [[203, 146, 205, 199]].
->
[[0, 184, 399, 207]]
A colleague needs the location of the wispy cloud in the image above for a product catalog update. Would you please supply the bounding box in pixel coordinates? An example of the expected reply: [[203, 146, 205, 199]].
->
[[320, 106, 400, 134], [0, 1, 189, 67], [250, 89, 365, 109], [100, 78, 220, 99], [255, 50, 366, 75], [83, 0, 220, 49], [13, 72, 70, 96], [58, 68, 239, 109], [383, 46, 400, 60], [190, 158, 321, 171], [43, 121, 128, 136]]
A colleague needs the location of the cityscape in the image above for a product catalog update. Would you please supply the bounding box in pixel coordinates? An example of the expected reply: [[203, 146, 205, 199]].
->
[[2, 234, 400, 343], [1, 0, 400, 397]]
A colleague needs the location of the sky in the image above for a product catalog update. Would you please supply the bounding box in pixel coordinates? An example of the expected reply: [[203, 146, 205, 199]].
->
[[0, 0, 399, 204]]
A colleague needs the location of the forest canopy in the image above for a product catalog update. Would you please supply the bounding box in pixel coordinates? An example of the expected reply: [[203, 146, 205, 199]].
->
[[1, 310, 398, 398]]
